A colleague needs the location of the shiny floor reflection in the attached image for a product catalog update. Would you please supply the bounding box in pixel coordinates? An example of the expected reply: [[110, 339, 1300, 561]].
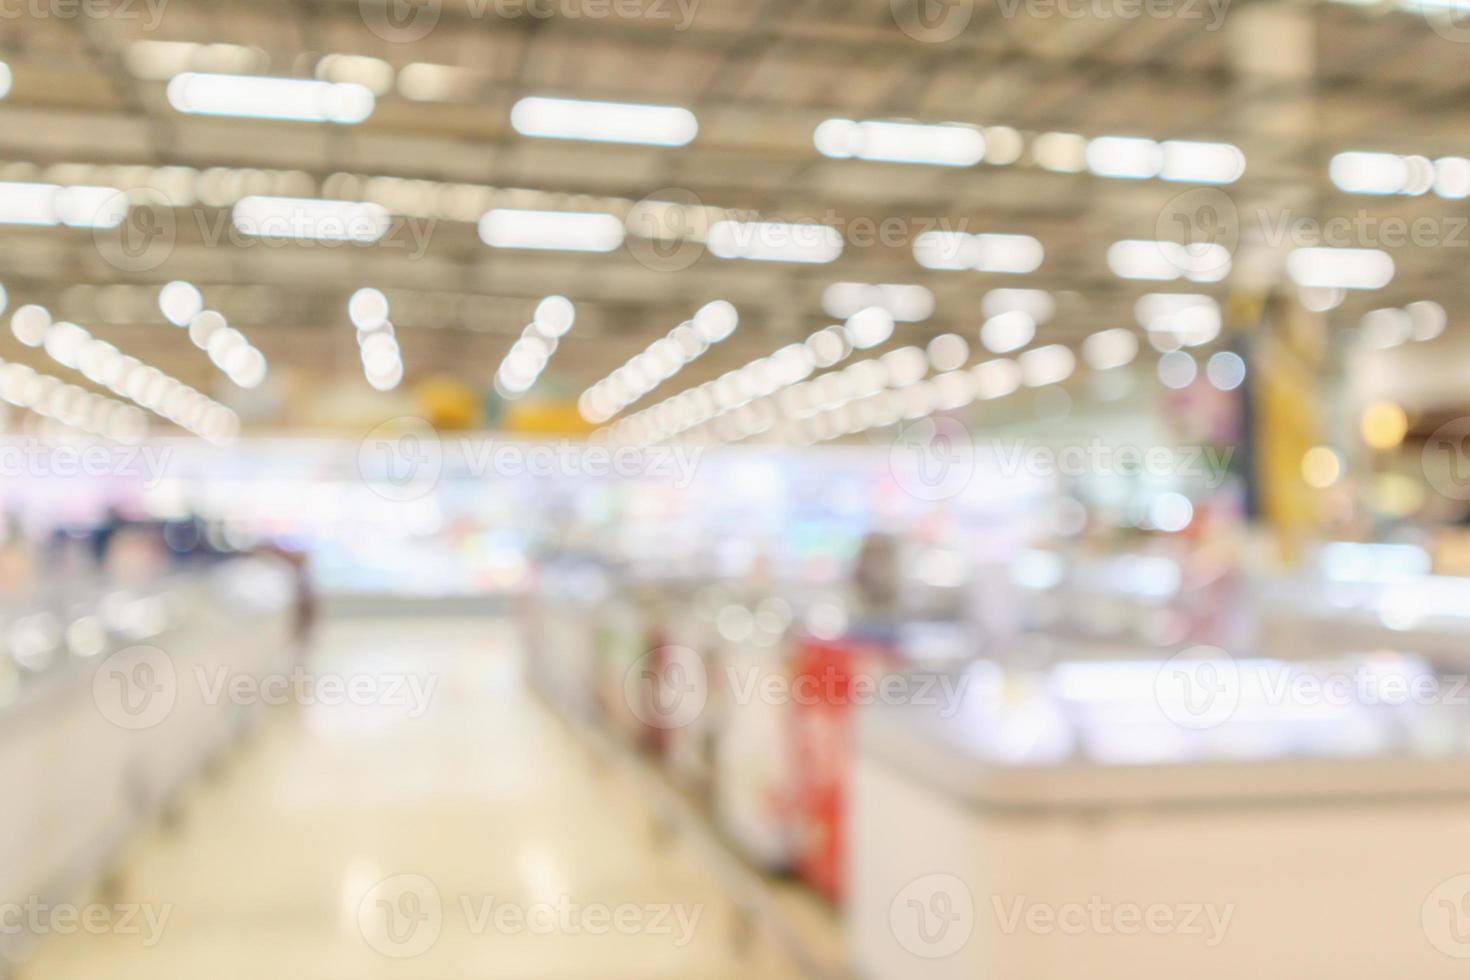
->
[[22, 616, 805, 979]]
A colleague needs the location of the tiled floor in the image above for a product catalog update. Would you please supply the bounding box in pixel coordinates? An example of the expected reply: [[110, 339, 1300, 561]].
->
[[20, 616, 810, 979]]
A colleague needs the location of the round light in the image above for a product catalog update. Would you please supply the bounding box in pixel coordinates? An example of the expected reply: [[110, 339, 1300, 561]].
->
[[1302, 446, 1343, 489], [348, 287, 390, 330], [927, 333, 970, 372], [534, 295, 576, 337], [0, 63, 12, 101], [1157, 351, 1198, 389], [1205, 351, 1246, 390], [229, 348, 268, 390], [693, 300, 738, 343], [980, 310, 1035, 354], [1361, 401, 1408, 451], [43, 321, 89, 369], [844, 306, 895, 350], [188, 310, 227, 349], [1407, 300, 1446, 341], [1149, 492, 1194, 532], [11, 305, 50, 348], [159, 281, 203, 327]]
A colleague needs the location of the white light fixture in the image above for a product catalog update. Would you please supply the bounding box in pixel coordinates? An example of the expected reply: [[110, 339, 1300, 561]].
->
[[1019, 344, 1076, 387], [534, 296, 576, 338], [1205, 351, 1247, 390], [1086, 136, 1163, 179], [980, 311, 1036, 354], [1082, 328, 1139, 370], [0, 62, 11, 100], [1161, 141, 1246, 184], [11, 305, 50, 348], [580, 301, 738, 421], [707, 220, 843, 264], [1033, 132, 1086, 173], [973, 358, 1022, 399], [813, 118, 985, 167], [479, 209, 625, 252], [1406, 300, 1447, 341], [1107, 239, 1231, 282], [0, 182, 127, 228], [821, 282, 934, 321], [1434, 157, 1470, 199], [1157, 350, 1198, 389], [913, 231, 1043, 273], [166, 73, 375, 124], [1286, 247, 1394, 290], [34, 312, 237, 441], [159, 281, 204, 327], [511, 96, 698, 147], [844, 307, 895, 350], [349, 288, 390, 330], [927, 334, 970, 372], [1135, 293, 1222, 347], [233, 196, 390, 243]]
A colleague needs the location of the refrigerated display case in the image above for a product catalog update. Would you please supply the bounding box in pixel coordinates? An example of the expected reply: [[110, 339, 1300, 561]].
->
[[847, 651, 1470, 980]]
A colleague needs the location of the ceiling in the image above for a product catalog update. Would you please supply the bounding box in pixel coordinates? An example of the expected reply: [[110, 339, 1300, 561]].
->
[[0, 0, 1465, 434]]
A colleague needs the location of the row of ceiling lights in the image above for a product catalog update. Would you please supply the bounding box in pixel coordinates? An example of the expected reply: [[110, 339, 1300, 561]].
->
[[6, 299, 238, 443]]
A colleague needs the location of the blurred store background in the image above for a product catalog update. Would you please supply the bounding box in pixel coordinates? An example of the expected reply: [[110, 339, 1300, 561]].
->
[[6, 0, 1470, 977]]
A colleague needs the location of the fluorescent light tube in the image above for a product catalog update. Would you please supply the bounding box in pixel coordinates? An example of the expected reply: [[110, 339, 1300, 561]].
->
[[510, 96, 697, 147], [813, 118, 985, 167], [478, 209, 625, 252], [707, 220, 843, 264], [167, 72, 376, 124], [232, 197, 391, 242]]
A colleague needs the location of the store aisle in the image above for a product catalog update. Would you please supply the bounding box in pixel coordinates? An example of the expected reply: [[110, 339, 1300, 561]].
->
[[20, 616, 807, 980]]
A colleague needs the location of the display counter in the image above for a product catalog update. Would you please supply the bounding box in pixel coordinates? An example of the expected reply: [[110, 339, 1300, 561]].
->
[[0, 558, 295, 969], [847, 654, 1470, 979]]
